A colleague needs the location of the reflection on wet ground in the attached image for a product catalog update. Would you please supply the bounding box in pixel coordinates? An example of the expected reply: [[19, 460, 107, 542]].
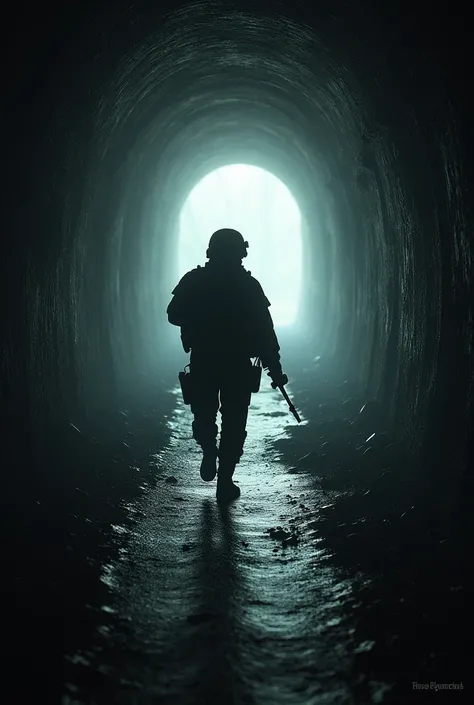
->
[[64, 385, 366, 704], [20, 374, 467, 704]]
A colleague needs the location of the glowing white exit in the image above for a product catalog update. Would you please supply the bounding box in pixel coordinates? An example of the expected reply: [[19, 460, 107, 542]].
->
[[178, 164, 302, 327]]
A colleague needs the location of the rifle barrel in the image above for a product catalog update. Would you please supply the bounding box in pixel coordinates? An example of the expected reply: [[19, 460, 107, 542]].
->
[[279, 385, 301, 423]]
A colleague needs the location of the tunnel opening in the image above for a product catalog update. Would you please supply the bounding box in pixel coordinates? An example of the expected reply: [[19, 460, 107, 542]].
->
[[155, 131, 337, 392], [177, 163, 303, 329]]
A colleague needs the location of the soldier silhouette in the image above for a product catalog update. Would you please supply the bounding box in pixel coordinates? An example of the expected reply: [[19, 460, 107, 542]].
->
[[167, 228, 287, 502]]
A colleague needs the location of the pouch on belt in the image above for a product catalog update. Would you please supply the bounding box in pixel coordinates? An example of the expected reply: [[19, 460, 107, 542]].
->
[[249, 357, 262, 393]]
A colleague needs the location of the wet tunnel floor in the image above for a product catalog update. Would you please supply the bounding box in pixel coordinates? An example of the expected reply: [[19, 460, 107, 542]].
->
[[64, 386, 366, 705], [10, 378, 470, 704]]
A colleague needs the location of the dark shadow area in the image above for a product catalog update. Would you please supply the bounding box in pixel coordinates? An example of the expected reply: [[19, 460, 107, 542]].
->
[[4, 381, 176, 703], [275, 362, 472, 701], [181, 500, 246, 705]]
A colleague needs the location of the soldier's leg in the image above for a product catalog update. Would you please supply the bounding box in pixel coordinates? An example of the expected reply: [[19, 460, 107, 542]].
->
[[218, 369, 252, 480], [189, 368, 220, 481]]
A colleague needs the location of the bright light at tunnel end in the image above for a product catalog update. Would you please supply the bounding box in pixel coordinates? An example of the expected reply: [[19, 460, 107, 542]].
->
[[178, 164, 303, 328]]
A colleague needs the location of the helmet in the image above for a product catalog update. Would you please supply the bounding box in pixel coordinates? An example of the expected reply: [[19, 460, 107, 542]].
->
[[206, 228, 249, 260]]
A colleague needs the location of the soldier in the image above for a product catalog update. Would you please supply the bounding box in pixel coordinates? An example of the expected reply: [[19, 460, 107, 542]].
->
[[167, 228, 287, 502]]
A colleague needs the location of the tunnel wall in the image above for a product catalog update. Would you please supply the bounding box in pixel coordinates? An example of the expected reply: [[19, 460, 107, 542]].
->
[[3, 1, 472, 517]]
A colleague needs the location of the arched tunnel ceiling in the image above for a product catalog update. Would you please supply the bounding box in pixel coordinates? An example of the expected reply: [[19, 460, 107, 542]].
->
[[3, 0, 472, 475]]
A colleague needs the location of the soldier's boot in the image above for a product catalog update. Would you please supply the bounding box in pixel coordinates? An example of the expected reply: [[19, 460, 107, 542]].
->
[[193, 418, 218, 482], [216, 448, 243, 502], [200, 443, 218, 482]]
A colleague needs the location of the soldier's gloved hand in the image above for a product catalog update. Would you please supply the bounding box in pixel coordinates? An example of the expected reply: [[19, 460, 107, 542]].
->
[[268, 367, 288, 389]]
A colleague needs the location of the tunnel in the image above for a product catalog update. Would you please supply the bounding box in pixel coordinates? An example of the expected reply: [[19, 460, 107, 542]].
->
[[3, 0, 473, 703]]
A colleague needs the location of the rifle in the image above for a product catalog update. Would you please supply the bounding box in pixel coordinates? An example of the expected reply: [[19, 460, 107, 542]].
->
[[271, 375, 301, 423]]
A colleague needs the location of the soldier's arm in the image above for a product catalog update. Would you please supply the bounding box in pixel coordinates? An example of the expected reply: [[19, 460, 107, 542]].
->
[[166, 273, 194, 326], [258, 307, 281, 370], [251, 280, 282, 372]]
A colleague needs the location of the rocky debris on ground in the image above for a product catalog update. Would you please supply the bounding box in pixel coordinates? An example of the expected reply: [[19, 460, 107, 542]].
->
[[265, 525, 300, 547]]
